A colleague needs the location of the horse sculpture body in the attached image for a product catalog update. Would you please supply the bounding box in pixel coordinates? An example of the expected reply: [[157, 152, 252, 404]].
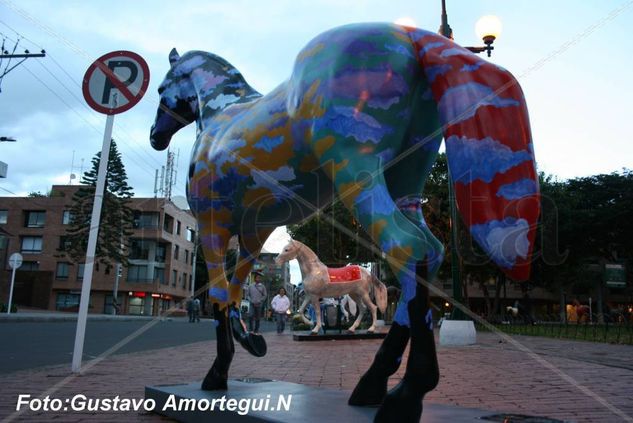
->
[[150, 23, 540, 422], [275, 239, 387, 333]]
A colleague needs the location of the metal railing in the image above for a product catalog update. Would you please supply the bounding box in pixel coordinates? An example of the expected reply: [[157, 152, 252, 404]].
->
[[475, 313, 633, 345]]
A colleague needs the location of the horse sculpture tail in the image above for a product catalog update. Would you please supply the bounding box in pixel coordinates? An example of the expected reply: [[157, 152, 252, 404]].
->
[[409, 28, 541, 281], [371, 275, 388, 314]]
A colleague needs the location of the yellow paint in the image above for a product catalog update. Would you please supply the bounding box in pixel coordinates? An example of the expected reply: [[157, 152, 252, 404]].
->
[[385, 245, 414, 272], [242, 187, 276, 208], [297, 42, 325, 62], [299, 155, 320, 172], [369, 219, 388, 239], [337, 180, 362, 209], [314, 136, 335, 158]]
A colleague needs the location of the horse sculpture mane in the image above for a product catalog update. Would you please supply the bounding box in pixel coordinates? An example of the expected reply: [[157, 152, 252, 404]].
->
[[150, 22, 540, 422]]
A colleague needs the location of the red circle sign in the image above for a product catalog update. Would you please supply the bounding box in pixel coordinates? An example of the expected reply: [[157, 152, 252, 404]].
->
[[82, 50, 150, 115]]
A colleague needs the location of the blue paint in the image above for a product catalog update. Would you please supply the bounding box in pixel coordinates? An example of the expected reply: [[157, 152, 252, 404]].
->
[[496, 178, 538, 200], [254, 135, 284, 153], [425, 309, 433, 330], [316, 106, 394, 144], [446, 135, 533, 184], [470, 217, 530, 268], [440, 47, 467, 57], [209, 286, 229, 302], [461, 62, 484, 72], [437, 82, 519, 125], [355, 184, 397, 216], [426, 64, 452, 83]]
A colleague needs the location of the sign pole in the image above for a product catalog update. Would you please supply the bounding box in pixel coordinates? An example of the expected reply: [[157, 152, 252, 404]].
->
[[7, 266, 17, 315], [71, 96, 116, 373], [7, 252, 22, 314]]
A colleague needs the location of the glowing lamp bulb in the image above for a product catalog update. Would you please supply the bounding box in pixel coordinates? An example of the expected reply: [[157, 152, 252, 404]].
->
[[475, 15, 502, 41]]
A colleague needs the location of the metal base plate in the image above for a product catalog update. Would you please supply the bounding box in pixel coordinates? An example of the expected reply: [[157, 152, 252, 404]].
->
[[145, 379, 495, 422], [292, 331, 387, 341]]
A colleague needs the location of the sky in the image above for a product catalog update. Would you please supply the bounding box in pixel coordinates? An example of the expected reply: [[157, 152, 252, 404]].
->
[[1, 0, 632, 282]]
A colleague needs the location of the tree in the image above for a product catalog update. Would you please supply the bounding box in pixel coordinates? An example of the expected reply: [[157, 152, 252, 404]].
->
[[288, 198, 376, 266], [60, 140, 134, 271]]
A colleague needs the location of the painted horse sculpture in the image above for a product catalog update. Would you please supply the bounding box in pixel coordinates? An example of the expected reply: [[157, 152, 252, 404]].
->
[[150, 23, 540, 422], [275, 239, 387, 334]]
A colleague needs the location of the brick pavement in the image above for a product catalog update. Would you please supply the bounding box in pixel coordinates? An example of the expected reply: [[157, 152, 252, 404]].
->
[[1, 329, 632, 422]]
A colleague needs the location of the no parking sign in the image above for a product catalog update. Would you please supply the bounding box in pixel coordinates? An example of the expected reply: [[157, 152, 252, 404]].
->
[[82, 50, 150, 114], [73, 50, 149, 373]]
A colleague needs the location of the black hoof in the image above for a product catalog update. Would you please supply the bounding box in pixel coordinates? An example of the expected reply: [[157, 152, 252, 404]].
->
[[374, 379, 422, 423], [201, 364, 228, 391], [348, 371, 387, 406], [229, 307, 267, 357]]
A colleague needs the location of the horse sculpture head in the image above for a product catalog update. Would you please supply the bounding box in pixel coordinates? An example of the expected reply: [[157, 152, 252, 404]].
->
[[275, 240, 301, 265], [150, 48, 198, 151]]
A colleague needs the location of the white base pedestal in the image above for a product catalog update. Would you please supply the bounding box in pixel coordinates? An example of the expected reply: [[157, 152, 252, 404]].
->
[[439, 320, 477, 346]]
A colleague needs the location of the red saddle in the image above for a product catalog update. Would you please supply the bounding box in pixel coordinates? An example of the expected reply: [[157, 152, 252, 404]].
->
[[327, 265, 361, 283]]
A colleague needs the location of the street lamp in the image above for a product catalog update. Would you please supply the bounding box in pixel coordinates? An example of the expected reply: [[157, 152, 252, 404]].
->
[[439, 1, 503, 320], [439, 0, 502, 57]]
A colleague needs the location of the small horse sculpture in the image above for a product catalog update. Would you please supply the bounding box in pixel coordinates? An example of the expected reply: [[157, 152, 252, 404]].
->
[[275, 239, 387, 333], [150, 22, 540, 422]]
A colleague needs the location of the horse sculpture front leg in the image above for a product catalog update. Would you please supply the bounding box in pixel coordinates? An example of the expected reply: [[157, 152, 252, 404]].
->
[[199, 221, 234, 391]]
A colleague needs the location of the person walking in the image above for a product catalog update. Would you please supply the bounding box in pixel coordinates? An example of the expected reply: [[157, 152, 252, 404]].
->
[[186, 296, 194, 323], [246, 271, 267, 334], [271, 288, 291, 334], [193, 297, 201, 322]]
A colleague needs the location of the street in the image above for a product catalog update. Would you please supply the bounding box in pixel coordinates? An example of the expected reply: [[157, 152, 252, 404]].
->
[[0, 318, 275, 374]]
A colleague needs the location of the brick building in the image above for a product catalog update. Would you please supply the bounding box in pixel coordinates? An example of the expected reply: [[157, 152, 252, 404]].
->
[[0, 185, 196, 315]]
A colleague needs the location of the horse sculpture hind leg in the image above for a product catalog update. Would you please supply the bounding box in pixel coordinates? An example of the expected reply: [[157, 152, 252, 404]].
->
[[305, 28, 446, 420]]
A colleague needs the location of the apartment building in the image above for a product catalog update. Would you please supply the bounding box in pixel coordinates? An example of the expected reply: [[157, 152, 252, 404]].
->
[[0, 185, 196, 315]]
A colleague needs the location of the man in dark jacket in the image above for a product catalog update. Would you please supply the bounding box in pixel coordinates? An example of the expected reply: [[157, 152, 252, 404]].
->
[[246, 271, 267, 334]]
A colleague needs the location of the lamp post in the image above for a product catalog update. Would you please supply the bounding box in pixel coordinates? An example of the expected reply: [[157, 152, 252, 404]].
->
[[438, 1, 502, 320]]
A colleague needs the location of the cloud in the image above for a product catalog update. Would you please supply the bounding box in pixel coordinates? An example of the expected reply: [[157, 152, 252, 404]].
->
[[470, 218, 530, 269], [438, 82, 520, 125], [446, 135, 532, 184], [496, 178, 538, 200]]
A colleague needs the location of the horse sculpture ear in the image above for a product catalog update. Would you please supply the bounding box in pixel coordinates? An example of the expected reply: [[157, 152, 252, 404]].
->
[[169, 48, 180, 67]]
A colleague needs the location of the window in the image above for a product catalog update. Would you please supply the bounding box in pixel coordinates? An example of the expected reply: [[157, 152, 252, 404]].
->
[[56, 293, 80, 311], [77, 263, 86, 280], [163, 214, 173, 233], [128, 296, 144, 315], [189, 274, 193, 291], [0, 210, 7, 224], [176, 221, 181, 235], [21, 261, 39, 271], [56, 262, 70, 280], [130, 240, 151, 260], [24, 211, 46, 228], [184, 250, 189, 264], [58, 236, 72, 252], [133, 211, 159, 229], [21, 236, 43, 253], [172, 269, 177, 287], [181, 272, 187, 288], [186, 227, 195, 242], [62, 210, 73, 225], [128, 265, 149, 282], [155, 243, 167, 263], [154, 267, 165, 284], [173, 245, 179, 260]]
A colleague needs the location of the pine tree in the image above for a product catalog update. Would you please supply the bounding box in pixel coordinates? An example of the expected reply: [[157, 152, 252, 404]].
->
[[61, 140, 134, 271]]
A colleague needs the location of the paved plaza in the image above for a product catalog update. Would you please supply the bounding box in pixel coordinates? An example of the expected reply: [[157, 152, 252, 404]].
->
[[1, 324, 632, 422]]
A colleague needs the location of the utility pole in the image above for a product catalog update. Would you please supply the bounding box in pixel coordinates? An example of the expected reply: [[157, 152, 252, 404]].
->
[[0, 34, 46, 93]]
